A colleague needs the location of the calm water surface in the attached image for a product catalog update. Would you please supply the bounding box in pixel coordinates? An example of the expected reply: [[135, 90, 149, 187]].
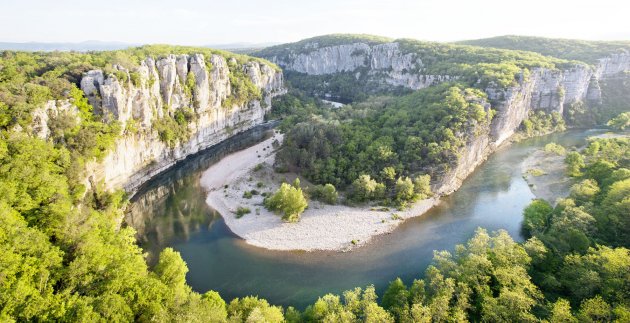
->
[[126, 128, 602, 309]]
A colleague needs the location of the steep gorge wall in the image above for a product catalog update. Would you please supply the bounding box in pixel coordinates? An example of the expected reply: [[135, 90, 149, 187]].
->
[[34, 53, 284, 194], [433, 54, 629, 195], [265, 41, 630, 195], [268, 42, 456, 90]]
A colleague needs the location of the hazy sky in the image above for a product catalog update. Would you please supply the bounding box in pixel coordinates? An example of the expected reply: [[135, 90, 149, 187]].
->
[[1, 0, 629, 44]]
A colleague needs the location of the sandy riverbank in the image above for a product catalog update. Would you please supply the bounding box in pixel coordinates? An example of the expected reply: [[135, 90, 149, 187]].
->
[[200, 131, 439, 251]]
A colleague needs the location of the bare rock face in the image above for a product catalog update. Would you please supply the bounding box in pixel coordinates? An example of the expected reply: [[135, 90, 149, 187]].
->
[[270, 42, 452, 91], [66, 53, 284, 194], [270, 40, 630, 117], [596, 51, 630, 76], [209, 54, 231, 105], [279, 43, 371, 75], [31, 100, 79, 139], [189, 54, 210, 110]]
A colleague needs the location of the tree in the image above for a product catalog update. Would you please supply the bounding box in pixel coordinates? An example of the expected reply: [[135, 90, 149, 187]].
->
[[413, 174, 432, 199], [227, 296, 284, 322], [303, 294, 354, 322], [565, 151, 585, 177], [264, 183, 308, 222], [380, 166, 397, 182], [350, 175, 385, 202], [381, 278, 410, 322], [569, 179, 600, 205], [600, 179, 630, 246], [578, 296, 612, 322], [607, 112, 630, 130], [394, 177, 416, 206], [154, 248, 189, 302], [549, 298, 577, 323], [522, 199, 553, 237]]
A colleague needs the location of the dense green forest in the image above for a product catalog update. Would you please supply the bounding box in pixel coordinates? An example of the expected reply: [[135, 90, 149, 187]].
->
[[272, 84, 492, 205], [270, 84, 571, 207], [1, 35, 630, 322], [3, 127, 627, 321], [0, 47, 278, 321]]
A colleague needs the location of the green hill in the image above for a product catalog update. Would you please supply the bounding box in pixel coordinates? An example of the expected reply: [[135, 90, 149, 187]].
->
[[458, 35, 630, 63]]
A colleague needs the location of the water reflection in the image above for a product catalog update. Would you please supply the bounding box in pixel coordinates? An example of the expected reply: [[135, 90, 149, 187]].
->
[[127, 128, 602, 308], [125, 124, 274, 262]]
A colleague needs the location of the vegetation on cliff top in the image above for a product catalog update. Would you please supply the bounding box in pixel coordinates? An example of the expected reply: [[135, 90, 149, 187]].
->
[[458, 35, 630, 63], [0, 46, 275, 148], [256, 34, 578, 102], [254, 33, 393, 56]]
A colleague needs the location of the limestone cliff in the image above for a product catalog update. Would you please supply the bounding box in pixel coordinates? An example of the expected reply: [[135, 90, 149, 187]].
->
[[34, 53, 284, 194], [266, 42, 455, 90], [261, 39, 630, 195]]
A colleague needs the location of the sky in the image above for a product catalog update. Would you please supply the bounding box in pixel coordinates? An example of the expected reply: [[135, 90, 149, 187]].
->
[[1, 0, 629, 45]]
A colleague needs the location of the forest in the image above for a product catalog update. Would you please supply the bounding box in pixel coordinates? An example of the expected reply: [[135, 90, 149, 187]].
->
[[1, 35, 630, 322]]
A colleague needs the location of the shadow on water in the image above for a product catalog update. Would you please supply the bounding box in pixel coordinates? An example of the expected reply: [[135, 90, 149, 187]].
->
[[126, 128, 604, 309], [125, 124, 275, 262]]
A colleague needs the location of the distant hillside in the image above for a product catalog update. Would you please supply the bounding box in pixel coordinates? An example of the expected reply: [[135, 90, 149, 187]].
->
[[457, 35, 630, 63], [0, 40, 137, 52], [254, 33, 572, 101], [256, 34, 393, 57], [205, 42, 281, 51]]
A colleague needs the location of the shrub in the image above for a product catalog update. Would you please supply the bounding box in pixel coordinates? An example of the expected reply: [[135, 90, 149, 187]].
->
[[607, 112, 630, 130], [264, 182, 308, 222], [544, 142, 566, 156], [527, 168, 546, 176], [413, 174, 432, 199], [235, 207, 251, 218], [311, 184, 339, 204]]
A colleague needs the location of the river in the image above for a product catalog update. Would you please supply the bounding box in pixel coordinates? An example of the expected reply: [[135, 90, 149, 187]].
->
[[125, 127, 602, 309]]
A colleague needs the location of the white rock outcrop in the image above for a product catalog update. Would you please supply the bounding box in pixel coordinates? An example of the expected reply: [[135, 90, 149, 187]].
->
[[270, 42, 454, 90], [38, 53, 284, 194]]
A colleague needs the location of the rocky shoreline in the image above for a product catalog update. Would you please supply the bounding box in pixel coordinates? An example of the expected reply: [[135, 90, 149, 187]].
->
[[521, 149, 573, 204]]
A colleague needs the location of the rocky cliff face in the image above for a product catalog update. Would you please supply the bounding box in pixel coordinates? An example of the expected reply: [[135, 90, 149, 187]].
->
[[268, 40, 630, 195], [34, 53, 284, 194], [267, 41, 629, 143], [437, 55, 629, 194], [268, 42, 456, 90]]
